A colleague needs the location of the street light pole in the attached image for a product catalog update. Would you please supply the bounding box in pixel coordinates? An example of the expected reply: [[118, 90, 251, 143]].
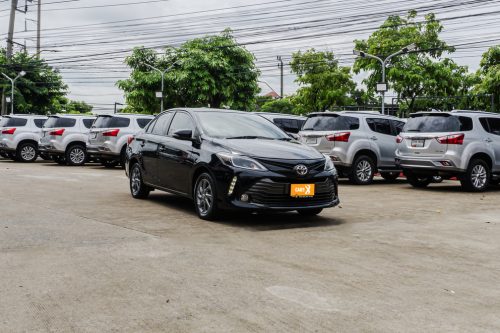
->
[[1, 71, 26, 115], [354, 44, 417, 115], [145, 60, 182, 113], [258, 80, 281, 99]]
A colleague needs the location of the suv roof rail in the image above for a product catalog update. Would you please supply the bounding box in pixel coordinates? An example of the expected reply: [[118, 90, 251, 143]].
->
[[450, 110, 495, 115]]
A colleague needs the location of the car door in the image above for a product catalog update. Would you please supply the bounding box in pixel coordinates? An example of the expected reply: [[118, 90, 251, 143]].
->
[[158, 112, 196, 194], [480, 117, 500, 171], [366, 118, 395, 167], [137, 113, 173, 185]]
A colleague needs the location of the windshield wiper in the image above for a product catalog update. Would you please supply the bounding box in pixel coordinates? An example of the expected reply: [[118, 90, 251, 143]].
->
[[226, 136, 274, 140]]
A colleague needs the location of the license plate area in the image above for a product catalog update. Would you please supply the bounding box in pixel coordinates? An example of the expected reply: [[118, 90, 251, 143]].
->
[[411, 139, 425, 148], [290, 184, 315, 197], [305, 137, 318, 144]]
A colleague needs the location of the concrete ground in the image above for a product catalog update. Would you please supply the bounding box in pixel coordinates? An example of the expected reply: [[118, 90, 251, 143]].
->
[[0, 159, 499, 333]]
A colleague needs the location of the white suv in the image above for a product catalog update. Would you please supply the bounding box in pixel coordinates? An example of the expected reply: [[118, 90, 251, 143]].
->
[[87, 114, 154, 167], [300, 111, 406, 184], [39, 115, 96, 166], [0, 115, 47, 162]]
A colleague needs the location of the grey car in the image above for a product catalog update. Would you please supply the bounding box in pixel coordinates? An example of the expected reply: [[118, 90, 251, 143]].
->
[[257, 112, 306, 139], [396, 110, 500, 192], [300, 111, 405, 184], [0, 115, 47, 162]]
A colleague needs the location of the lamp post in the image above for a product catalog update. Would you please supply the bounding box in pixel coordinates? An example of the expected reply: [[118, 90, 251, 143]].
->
[[258, 79, 281, 99], [1, 71, 26, 115], [353, 44, 417, 115], [145, 59, 182, 113]]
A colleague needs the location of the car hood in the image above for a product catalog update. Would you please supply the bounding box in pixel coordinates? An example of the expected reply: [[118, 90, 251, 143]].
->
[[211, 138, 324, 160]]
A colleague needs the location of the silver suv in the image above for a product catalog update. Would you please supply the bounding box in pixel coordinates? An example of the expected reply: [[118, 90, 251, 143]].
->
[[39, 115, 96, 166], [300, 111, 405, 184], [396, 110, 500, 192], [0, 115, 47, 162], [87, 113, 154, 168]]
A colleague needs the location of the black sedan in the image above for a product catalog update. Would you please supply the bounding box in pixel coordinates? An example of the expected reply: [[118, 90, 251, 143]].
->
[[125, 108, 340, 220]]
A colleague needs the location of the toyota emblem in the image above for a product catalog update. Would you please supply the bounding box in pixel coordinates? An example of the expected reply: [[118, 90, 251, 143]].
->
[[294, 164, 308, 176]]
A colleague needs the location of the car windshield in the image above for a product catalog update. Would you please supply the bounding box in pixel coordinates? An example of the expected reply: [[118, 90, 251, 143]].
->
[[3, 117, 28, 127], [302, 114, 359, 131], [196, 112, 289, 140], [404, 114, 472, 132], [43, 117, 76, 128], [92, 116, 130, 128]]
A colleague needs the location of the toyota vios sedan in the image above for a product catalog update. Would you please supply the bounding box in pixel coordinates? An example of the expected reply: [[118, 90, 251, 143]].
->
[[125, 108, 340, 220]]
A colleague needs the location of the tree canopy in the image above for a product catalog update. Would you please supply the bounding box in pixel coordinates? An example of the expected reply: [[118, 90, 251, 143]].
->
[[472, 45, 500, 111]]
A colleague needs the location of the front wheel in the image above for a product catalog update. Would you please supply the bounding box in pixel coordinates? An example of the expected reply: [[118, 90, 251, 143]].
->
[[194, 173, 219, 220], [66, 145, 87, 166], [460, 159, 490, 192], [16, 142, 38, 163], [380, 171, 400, 182], [349, 155, 375, 185], [130, 163, 150, 199], [297, 208, 323, 216], [405, 172, 432, 188]]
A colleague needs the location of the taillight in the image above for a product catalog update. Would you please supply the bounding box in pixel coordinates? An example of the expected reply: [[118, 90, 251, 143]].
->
[[49, 128, 65, 136], [436, 133, 464, 145], [102, 129, 120, 137], [326, 132, 350, 142], [1, 128, 16, 135], [396, 135, 403, 143], [127, 136, 134, 145]]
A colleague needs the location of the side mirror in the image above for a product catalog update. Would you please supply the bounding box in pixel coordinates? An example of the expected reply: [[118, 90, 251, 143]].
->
[[173, 129, 193, 141]]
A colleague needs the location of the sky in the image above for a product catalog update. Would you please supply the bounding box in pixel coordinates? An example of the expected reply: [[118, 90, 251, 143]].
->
[[1, 0, 499, 113]]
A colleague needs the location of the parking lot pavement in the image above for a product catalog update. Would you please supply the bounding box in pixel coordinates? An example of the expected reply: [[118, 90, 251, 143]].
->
[[1, 160, 499, 332]]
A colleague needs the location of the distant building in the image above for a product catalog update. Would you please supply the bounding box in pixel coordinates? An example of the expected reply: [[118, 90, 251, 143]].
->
[[264, 91, 280, 99]]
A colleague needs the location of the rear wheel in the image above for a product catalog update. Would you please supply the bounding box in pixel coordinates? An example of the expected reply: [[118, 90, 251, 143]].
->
[[194, 173, 219, 220], [130, 163, 150, 199], [349, 155, 375, 185], [16, 142, 38, 163], [297, 208, 323, 216], [460, 159, 490, 192], [66, 144, 87, 166], [405, 171, 432, 188], [380, 171, 400, 182]]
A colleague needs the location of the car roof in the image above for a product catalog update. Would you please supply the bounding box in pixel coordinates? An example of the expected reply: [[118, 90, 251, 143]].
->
[[49, 114, 96, 118], [97, 113, 154, 118], [306, 111, 402, 120], [409, 110, 499, 117], [3, 114, 47, 118], [255, 112, 306, 120]]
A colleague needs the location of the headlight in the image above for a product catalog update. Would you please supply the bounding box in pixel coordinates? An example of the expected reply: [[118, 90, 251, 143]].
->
[[216, 152, 268, 171], [324, 155, 336, 173]]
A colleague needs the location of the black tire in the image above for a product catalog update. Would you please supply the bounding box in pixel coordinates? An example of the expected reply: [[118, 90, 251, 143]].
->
[[297, 208, 323, 216], [129, 163, 150, 199], [101, 159, 119, 168], [16, 142, 38, 163], [193, 173, 219, 220], [65, 144, 87, 166], [405, 171, 432, 188], [53, 156, 67, 165], [380, 171, 400, 182], [432, 176, 444, 183], [460, 159, 490, 192], [349, 155, 375, 185], [39, 153, 51, 161], [7, 152, 16, 161], [120, 146, 127, 169]]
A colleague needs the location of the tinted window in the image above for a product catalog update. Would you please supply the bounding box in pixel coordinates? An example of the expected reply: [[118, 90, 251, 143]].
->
[[273, 118, 302, 134], [168, 113, 195, 136], [136, 118, 152, 129], [152, 112, 174, 136], [404, 114, 473, 133], [145, 118, 158, 134], [480, 118, 500, 135], [392, 120, 405, 135], [93, 116, 130, 128], [34, 119, 46, 128], [3, 117, 28, 127], [43, 117, 76, 128], [303, 115, 359, 131], [83, 119, 94, 129], [366, 118, 392, 135]]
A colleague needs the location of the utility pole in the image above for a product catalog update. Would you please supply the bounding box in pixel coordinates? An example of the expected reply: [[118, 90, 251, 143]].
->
[[277, 56, 284, 98], [37, 0, 41, 56], [6, 0, 19, 59]]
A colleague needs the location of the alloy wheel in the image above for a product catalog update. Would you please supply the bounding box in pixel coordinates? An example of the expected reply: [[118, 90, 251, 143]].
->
[[131, 166, 142, 196], [356, 160, 372, 182], [196, 178, 213, 216], [20, 145, 36, 161], [69, 147, 85, 165], [471, 164, 487, 189]]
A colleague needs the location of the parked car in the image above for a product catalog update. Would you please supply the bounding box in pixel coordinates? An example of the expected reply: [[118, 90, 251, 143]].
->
[[87, 113, 154, 168], [0, 116, 7, 158], [299, 111, 406, 184], [257, 113, 306, 139], [396, 110, 500, 192], [0, 115, 47, 162], [39, 114, 96, 166], [125, 108, 340, 220]]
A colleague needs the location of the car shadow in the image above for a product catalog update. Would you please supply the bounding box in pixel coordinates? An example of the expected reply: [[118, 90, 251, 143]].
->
[[338, 178, 408, 186], [147, 192, 345, 231]]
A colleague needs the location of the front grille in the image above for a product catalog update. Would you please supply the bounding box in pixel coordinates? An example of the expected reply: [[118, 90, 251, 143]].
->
[[245, 178, 337, 207], [256, 158, 326, 176]]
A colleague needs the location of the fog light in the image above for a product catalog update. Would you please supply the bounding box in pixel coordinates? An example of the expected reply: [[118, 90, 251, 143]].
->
[[240, 194, 249, 202], [228, 176, 237, 195]]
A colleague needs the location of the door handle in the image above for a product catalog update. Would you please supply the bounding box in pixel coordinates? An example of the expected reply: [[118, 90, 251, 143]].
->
[[485, 138, 493, 143], [370, 136, 378, 141]]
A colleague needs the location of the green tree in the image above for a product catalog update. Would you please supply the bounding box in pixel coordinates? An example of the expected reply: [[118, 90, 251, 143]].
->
[[0, 49, 67, 114], [260, 97, 297, 114], [117, 30, 260, 113], [353, 10, 471, 112], [290, 49, 356, 112], [472, 45, 500, 112]]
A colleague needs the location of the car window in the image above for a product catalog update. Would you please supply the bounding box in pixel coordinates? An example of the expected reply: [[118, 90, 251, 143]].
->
[[168, 112, 195, 136], [391, 120, 405, 135], [151, 112, 174, 136], [366, 118, 392, 135], [43, 117, 76, 128], [404, 114, 473, 132], [136, 118, 152, 129], [302, 115, 359, 131], [480, 117, 500, 136], [145, 118, 158, 134], [93, 116, 130, 128], [3, 117, 28, 127], [83, 119, 94, 129], [33, 119, 46, 128], [274, 118, 301, 134]]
